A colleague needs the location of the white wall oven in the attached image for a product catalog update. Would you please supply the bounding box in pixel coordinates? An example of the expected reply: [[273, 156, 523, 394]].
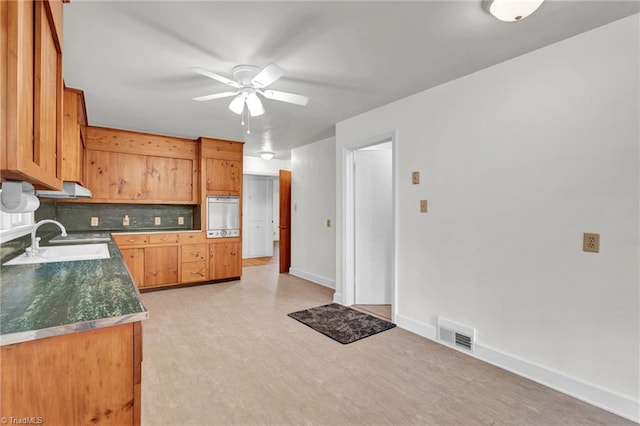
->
[[206, 196, 240, 238]]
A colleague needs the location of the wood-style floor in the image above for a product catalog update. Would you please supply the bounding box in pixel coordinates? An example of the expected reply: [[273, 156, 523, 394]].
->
[[352, 304, 392, 321], [140, 264, 633, 426], [242, 242, 280, 267]]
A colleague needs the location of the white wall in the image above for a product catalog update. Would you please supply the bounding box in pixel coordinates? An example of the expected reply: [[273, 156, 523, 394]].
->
[[336, 15, 639, 420], [290, 137, 336, 288], [243, 156, 291, 176]]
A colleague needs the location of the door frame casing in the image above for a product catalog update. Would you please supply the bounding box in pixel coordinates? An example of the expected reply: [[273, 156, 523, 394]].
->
[[339, 130, 398, 321]]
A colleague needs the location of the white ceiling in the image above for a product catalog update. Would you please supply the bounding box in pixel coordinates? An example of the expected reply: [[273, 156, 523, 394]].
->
[[63, 1, 639, 160]]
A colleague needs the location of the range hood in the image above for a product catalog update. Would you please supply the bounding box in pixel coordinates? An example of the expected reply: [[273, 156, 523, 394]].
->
[[36, 182, 92, 199]]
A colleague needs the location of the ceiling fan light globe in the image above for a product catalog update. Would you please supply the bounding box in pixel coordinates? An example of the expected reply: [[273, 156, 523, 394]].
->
[[246, 93, 265, 117], [229, 95, 245, 115]]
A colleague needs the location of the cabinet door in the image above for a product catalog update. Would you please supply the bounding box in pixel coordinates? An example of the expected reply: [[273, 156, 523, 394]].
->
[[1, 0, 63, 190], [33, 0, 63, 183], [0, 323, 137, 426], [209, 241, 241, 280], [113, 234, 149, 246], [181, 261, 207, 283], [145, 156, 195, 202], [120, 248, 145, 288], [61, 88, 86, 184], [144, 246, 178, 286], [206, 159, 241, 195], [182, 244, 207, 262], [85, 150, 196, 203], [148, 233, 179, 245]]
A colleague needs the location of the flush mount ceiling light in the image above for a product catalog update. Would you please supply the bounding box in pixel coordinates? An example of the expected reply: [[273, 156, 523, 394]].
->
[[259, 151, 275, 160], [483, 0, 544, 22]]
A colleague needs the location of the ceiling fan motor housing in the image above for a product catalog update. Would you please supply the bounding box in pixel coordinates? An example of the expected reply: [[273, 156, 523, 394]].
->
[[232, 65, 261, 86]]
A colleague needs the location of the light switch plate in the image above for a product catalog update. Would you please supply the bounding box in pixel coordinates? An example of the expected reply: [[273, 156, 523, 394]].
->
[[178, 217, 184, 225], [90, 217, 99, 227], [412, 171, 420, 185], [420, 199, 428, 213]]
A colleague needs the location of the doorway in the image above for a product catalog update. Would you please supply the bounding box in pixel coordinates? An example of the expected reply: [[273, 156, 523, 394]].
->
[[353, 141, 393, 317], [243, 175, 275, 258], [241, 170, 290, 271]]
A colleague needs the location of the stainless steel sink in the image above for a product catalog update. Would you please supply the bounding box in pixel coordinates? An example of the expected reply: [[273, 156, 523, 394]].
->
[[3, 243, 110, 266]]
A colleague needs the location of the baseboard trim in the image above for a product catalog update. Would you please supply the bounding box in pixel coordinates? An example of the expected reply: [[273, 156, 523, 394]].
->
[[333, 292, 343, 304], [289, 268, 335, 289], [395, 314, 639, 424]]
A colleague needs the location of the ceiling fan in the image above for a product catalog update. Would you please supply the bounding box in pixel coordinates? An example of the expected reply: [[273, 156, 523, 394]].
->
[[190, 63, 309, 117]]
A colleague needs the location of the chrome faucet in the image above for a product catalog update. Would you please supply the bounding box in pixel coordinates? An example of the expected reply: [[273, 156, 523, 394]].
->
[[26, 220, 67, 256]]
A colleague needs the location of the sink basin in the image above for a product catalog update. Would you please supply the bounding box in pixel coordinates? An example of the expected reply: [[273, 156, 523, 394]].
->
[[3, 243, 110, 266]]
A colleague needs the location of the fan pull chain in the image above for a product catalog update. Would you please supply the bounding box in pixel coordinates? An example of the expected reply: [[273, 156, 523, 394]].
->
[[246, 110, 251, 134]]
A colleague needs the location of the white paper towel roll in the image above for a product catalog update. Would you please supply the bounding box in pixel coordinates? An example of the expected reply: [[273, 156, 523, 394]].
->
[[0, 182, 41, 213]]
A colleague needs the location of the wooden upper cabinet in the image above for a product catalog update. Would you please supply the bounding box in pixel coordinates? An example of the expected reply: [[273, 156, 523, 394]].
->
[[61, 87, 87, 184], [84, 127, 199, 204], [2, 0, 64, 190], [200, 138, 243, 195], [205, 158, 241, 195]]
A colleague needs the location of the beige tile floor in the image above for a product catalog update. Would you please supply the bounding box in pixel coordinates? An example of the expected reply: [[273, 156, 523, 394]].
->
[[140, 264, 634, 426]]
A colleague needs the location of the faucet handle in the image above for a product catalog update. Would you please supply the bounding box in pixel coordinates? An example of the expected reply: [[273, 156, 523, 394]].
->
[[34, 237, 41, 250]]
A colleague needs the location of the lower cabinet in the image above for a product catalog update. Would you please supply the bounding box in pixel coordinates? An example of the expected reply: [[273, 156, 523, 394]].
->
[[120, 248, 145, 288], [115, 233, 241, 289], [144, 246, 179, 287], [0, 322, 142, 426], [209, 241, 241, 280], [181, 244, 207, 283]]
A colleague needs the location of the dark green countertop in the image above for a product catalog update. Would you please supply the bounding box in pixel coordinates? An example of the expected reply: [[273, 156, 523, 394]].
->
[[0, 238, 148, 346]]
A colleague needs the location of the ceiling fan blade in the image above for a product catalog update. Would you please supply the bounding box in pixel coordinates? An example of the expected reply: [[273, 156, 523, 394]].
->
[[228, 94, 245, 115], [251, 63, 286, 88], [246, 93, 265, 117], [262, 89, 309, 106], [192, 91, 239, 101], [190, 67, 241, 89]]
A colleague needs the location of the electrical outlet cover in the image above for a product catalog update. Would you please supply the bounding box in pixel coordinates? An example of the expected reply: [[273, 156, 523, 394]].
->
[[583, 233, 600, 253]]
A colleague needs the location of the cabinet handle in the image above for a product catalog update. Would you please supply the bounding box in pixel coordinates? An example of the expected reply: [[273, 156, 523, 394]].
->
[[127, 239, 136, 242]]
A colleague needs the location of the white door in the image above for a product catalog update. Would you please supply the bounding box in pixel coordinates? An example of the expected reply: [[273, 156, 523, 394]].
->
[[243, 175, 273, 258], [354, 143, 393, 304]]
